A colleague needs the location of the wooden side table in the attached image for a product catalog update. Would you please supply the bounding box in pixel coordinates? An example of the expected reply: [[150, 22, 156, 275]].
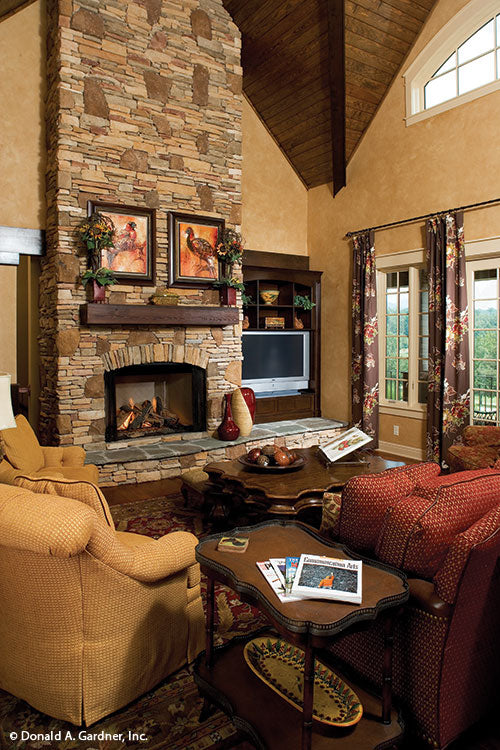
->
[[194, 520, 409, 750]]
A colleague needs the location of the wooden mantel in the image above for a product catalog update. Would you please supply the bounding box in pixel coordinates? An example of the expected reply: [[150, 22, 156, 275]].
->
[[80, 303, 239, 326]]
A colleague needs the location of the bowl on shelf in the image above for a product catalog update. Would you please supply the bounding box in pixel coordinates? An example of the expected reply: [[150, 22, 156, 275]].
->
[[260, 289, 280, 305]]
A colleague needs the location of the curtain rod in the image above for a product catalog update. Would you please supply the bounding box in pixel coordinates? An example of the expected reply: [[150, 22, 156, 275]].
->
[[344, 197, 500, 239]]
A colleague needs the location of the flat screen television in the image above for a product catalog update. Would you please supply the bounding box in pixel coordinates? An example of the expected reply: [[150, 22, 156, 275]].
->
[[241, 331, 310, 394]]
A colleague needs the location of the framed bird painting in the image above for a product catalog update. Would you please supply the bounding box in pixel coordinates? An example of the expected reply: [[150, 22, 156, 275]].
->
[[87, 201, 156, 285], [168, 211, 224, 288]]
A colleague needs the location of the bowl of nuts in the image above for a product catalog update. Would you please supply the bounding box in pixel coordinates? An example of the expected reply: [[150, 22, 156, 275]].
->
[[238, 444, 306, 472]]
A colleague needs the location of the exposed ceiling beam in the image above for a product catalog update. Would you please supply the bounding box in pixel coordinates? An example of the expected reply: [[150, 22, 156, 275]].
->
[[0, 0, 35, 22], [327, 0, 346, 195]]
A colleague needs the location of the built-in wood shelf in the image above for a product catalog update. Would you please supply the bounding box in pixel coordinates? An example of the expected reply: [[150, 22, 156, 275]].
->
[[80, 303, 239, 327]]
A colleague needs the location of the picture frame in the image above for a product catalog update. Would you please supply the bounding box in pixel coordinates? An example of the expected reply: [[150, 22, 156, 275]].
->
[[168, 211, 224, 288], [87, 201, 155, 285]]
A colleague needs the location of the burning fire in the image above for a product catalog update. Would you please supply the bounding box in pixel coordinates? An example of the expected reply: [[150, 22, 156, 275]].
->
[[117, 396, 160, 431]]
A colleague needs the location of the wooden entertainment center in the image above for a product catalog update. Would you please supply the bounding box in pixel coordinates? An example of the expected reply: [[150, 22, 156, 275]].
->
[[242, 250, 322, 423]]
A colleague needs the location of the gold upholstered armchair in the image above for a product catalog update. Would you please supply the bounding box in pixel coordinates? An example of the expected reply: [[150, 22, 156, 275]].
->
[[0, 414, 99, 484], [0, 477, 205, 725]]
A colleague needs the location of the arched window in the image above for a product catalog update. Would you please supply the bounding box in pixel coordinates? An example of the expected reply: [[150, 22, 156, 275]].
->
[[404, 0, 500, 125]]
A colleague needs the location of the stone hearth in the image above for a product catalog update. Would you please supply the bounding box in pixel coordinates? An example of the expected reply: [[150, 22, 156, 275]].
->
[[86, 418, 347, 486]]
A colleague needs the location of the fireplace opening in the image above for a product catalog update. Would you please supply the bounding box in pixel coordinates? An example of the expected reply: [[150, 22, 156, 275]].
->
[[105, 363, 206, 442]]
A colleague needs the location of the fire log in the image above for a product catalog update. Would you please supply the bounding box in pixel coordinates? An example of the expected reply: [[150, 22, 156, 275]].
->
[[129, 401, 153, 430]]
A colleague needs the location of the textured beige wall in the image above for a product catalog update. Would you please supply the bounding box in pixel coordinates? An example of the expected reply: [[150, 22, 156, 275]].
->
[[242, 97, 308, 254], [0, 267, 17, 378], [379, 413, 427, 451], [308, 0, 500, 446], [0, 0, 46, 384], [0, 0, 46, 229]]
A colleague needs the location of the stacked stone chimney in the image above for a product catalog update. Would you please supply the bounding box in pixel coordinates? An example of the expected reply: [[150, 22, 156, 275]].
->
[[40, 0, 242, 450]]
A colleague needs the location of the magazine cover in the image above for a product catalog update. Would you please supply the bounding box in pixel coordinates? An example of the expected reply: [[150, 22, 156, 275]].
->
[[285, 556, 300, 594], [318, 427, 372, 464], [256, 562, 302, 603], [269, 557, 301, 596], [269, 558, 287, 586], [291, 554, 362, 604]]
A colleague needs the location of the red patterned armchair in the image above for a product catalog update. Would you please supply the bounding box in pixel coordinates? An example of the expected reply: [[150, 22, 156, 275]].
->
[[320, 462, 500, 749], [448, 425, 500, 471]]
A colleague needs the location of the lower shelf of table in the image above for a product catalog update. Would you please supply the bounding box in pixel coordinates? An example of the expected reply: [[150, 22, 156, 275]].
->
[[194, 634, 404, 750]]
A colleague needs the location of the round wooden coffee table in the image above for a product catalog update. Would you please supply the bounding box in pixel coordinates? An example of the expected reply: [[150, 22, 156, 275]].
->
[[204, 447, 404, 517]]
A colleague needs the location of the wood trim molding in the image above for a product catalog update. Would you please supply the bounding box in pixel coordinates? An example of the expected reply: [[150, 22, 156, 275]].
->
[[378, 440, 426, 462], [243, 249, 309, 270], [80, 303, 240, 326], [0, 226, 45, 266]]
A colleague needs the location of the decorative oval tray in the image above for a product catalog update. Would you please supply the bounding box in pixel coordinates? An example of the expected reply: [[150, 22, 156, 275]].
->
[[238, 455, 306, 472], [243, 636, 363, 727]]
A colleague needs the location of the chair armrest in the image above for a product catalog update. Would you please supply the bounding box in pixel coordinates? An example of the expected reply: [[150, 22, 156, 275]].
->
[[408, 578, 452, 618], [126, 531, 199, 581], [88, 527, 200, 583], [62, 446, 86, 466], [187, 561, 201, 588]]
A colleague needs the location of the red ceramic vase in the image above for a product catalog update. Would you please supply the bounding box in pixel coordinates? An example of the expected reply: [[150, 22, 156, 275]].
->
[[92, 280, 106, 303], [219, 286, 237, 306], [240, 387, 256, 421], [217, 393, 240, 441]]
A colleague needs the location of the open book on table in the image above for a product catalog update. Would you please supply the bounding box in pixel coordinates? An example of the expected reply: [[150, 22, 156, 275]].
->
[[318, 427, 373, 464]]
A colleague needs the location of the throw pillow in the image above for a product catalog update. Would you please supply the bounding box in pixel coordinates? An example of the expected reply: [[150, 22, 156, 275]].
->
[[319, 492, 342, 539], [0, 414, 44, 473]]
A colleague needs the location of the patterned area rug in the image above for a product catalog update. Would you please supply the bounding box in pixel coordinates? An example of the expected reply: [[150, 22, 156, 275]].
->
[[0, 494, 265, 750]]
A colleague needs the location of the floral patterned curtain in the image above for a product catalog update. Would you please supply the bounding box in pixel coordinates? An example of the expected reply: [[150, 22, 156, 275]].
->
[[426, 212, 470, 466], [352, 230, 378, 445]]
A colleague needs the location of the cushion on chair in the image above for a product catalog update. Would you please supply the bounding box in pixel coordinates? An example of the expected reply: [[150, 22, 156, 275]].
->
[[463, 425, 500, 446], [319, 492, 342, 538], [52, 465, 100, 483], [41, 446, 64, 466], [14, 475, 114, 527], [0, 415, 44, 473], [375, 469, 500, 579], [447, 444, 498, 471], [338, 462, 441, 553]]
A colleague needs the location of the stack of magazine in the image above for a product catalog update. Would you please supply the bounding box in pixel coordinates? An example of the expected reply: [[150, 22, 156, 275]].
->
[[256, 554, 362, 605]]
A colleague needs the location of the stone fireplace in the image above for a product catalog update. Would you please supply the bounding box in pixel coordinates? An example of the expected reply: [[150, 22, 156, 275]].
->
[[38, 0, 244, 451]]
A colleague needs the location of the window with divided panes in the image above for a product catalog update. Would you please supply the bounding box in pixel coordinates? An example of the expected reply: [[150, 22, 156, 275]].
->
[[380, 267, 429, 409], [468, 260, 500, 425], [424, 15, 500, 110]]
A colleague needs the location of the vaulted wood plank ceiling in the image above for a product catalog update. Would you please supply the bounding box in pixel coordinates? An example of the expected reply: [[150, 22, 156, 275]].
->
[[0, 0, 36, 22], [223, 0, 437, 189]]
